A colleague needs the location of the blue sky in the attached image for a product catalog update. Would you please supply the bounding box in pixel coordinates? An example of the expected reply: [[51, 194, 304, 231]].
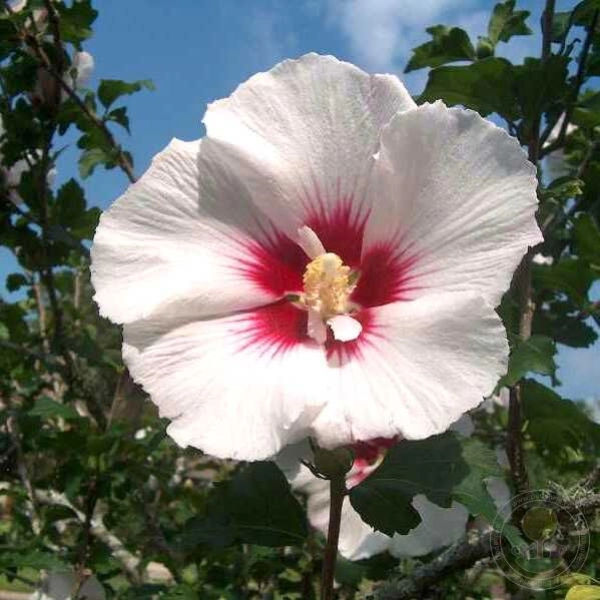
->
[[2, 0, 598, 400]]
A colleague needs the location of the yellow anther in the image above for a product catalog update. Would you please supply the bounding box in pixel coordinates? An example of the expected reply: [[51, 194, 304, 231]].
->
[[302, 252, 354, 317]]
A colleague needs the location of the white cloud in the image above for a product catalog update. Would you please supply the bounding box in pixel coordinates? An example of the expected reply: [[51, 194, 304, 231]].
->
[[324, 0, 480, 73], [322, 0, 543, 95], [218, 1, 298, 72], [246, 5, 298, 67]]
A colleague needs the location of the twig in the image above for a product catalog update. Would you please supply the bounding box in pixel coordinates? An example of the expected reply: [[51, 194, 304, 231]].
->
[[575, 493, 600, 514], [34, 488, 143, 583], [6, 416, 41, 534], [32, 276, 47, 344], [42, 0, 65, 108], [143, 488, 182, 583], [373, 533, 493, 600]]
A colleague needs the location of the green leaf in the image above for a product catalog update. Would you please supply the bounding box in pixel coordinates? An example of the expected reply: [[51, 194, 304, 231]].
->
[[52, 179, 99, 240], [181, 462, 307, 549], [573, 0, 600, 27], [98, 79, 155, 110], [572, 106, 600, 129], [574, 215, 600, 264], [533, 301, 598, 348], [514, 56, 569, 124], [53, 179, 85, 226], [551, 11, 573, 43], [522, 380, 600, 461], [501, 335, 557, 387], [106, 106, 130, 133], [29, 397, 80, 420], [541, 176, 583, 203], [349, 433, 503, 537], [534, 258, 594, 305], [405, 26, 475, 73], [0, 549, 67, 570], [574, 92, 600, 128], [57, 0, 98, 45], [78, 147, 111, 179], [488, 0, 532, 45], [451, 437, 503, 523], [419, 58, 519, 119], [5, 273, 28, 292]]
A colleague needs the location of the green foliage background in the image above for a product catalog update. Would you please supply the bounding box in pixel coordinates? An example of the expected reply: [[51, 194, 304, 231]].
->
[[1, 0, 600, 598]]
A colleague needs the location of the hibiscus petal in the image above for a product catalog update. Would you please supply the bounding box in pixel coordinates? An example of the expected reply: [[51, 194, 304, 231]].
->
[[91, 138, 279, 324], [202, 53, 416, 239], [362, 101, 542, 307], [122, 303, 329, 460], [390, 495, 469, 558], [327, 314, 362, 341], [312, 292, 508, 447]]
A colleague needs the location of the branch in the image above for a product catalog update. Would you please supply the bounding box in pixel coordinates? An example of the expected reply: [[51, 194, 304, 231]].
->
[[507, 0, 557, 503], [42, 0, 65, 108], [574, 493, 600, 514], [31, 275, 49, 350], [34, 488, 143, 584], [5, 416, 41, 535], [372, 482, 600, 599], [373, 533, 493, 600]]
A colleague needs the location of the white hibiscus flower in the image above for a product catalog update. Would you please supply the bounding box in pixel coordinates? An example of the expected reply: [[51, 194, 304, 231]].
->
[[91, 53, 541, 460]]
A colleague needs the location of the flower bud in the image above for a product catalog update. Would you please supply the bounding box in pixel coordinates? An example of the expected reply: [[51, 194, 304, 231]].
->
[[312, 446, 354, 479]]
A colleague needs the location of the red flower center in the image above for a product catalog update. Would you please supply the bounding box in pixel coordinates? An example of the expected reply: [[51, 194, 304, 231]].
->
[[235, 202, 418, 357]]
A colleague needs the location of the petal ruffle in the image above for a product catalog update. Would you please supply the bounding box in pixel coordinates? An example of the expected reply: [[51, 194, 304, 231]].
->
[[122, 303, 328, 460], [202, 53, 416, 239], [91, 139, 281, 324], [362, 101, 542, 307], [312, 292, 508, 447]]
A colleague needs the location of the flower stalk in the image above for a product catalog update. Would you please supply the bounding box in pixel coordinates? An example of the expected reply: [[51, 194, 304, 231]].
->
[[320, 473, 346, 600]]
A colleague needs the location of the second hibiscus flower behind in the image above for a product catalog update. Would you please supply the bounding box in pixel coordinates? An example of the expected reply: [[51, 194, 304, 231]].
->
[[91, 53, 541, 460]]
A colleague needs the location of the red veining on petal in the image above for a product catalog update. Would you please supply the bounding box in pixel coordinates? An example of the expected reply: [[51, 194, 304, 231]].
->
[[305, 197, 368, 268], [352, 242, 420, 308], [235, 199, 369, 298], [234, 301, 308, 357], [237, 232, 307, 298], [234, 302, 380, 359], [231, 200, 420, 356]]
